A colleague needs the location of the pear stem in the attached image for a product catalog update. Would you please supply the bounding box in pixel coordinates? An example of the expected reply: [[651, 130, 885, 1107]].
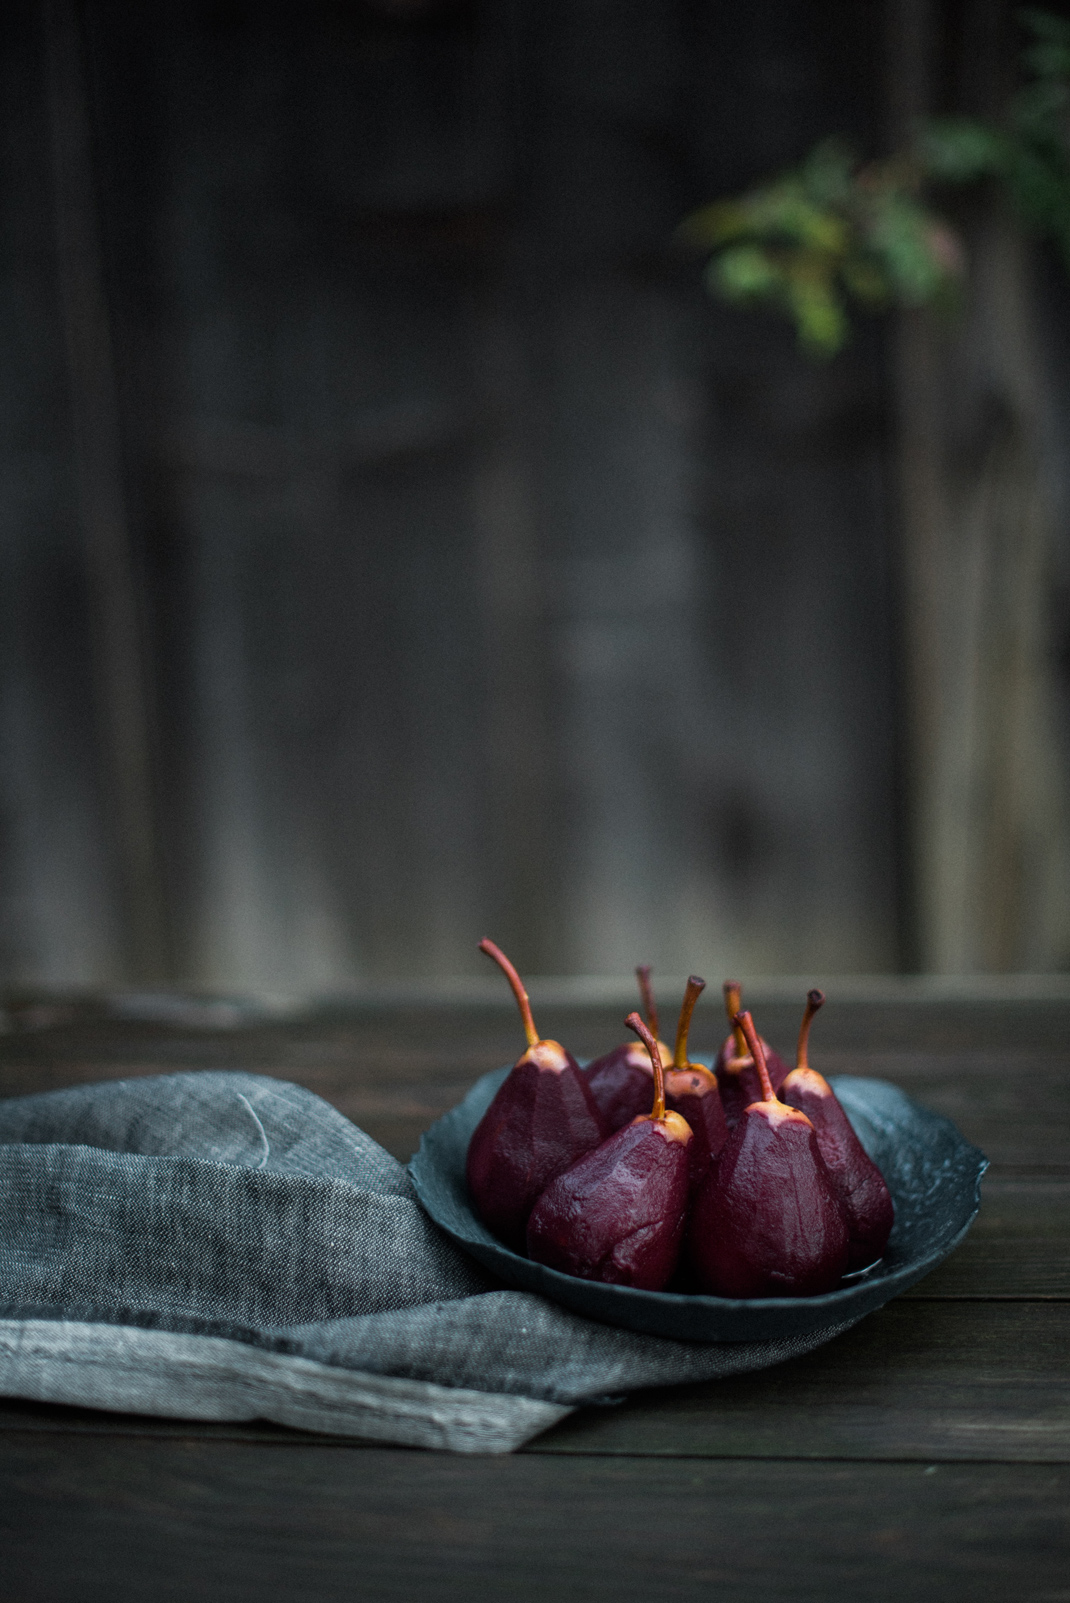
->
[[627, 1011, 666, 1120], [796, 989, 825, 1072], [673, 975, 707, 1070], [635, 965, 660, 1039], [479, 938, 539, 1049], [724, 980, 747, 1058], [735, 1010, 775, 1102]]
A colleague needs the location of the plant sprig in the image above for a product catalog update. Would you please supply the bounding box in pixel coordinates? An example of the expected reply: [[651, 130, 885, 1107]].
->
[[681, 9, 1070, 357]]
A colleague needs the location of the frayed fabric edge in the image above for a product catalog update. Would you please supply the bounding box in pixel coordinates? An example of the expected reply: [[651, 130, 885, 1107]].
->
[[0, 1318, 572, 1455]]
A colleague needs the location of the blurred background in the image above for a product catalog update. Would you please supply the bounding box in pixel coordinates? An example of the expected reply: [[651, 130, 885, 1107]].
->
[[3, 0, 1070, 999]]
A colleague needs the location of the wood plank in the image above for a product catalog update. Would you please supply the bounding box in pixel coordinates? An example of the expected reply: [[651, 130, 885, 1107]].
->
[[901, 1178, 1070, 1298], [45, 0, 169, 980], [1, 1296, 1066, 1463], [818, 1049, 1070, 1175], [2, 1054, 1065, 1176], [0, 1395, 376, 1445], [8, 993, 1070, 1073], [2, 1011, 1069, 1170], [0, 1441, 1066, 1603], [311, 1058, 1070, 1175], [528, 1301, 1070, 1461], [0, 996, 1066, 1066]]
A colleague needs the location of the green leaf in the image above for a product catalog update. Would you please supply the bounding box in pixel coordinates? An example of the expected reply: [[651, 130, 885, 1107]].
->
[[705, 245, 782, 302], [800, 139, 857, 206], [919, 118, 1008, 180], [783, 266, 849, 356], [866, 195, 951, 303], [681, 7, 1070, 362]]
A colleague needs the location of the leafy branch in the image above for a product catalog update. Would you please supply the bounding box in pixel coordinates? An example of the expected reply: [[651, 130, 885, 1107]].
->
[[679, 9, 1070, 357]]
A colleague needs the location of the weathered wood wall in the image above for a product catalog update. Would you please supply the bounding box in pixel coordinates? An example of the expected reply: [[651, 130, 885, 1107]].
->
[[890, 0, 1070, 973], [2, 0, 1063, 992]]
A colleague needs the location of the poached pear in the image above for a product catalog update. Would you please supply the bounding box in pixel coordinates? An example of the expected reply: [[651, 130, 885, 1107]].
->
[[526, 1011, 693, 1290], [467, 938, 606, 1250], [688, 1008, 849, 1297], [777, 989, 894, 1269], [585, 965, 672, 1132], [663, 974, 728, 1191], [714, 980, 791, 1127]]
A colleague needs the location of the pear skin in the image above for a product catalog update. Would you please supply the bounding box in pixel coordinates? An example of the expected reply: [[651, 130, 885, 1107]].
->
[[526, 1108, 692, 1289], [687, 1096, 850, 1296], [714, 981, 791, 1126], [689, 1008, 849, 1297], [468, 1038, 607, 1251], [778, 1067, 894, 1268], [778, 990, 893, 1268], [663, 974, 727, 1190], [664, 1063, 728, 1191], [466, 940, 606, 1250], [585, 965, 672, 1132], [528, 1011, 692, 1289]]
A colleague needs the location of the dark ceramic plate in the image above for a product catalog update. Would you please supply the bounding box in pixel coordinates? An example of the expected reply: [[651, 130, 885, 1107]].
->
[[409, 1068, 988, 1343]]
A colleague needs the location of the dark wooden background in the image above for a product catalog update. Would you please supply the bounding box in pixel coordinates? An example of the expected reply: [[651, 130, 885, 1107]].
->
[[1, 0, 902, 994], [3, 0, 1070, 999]]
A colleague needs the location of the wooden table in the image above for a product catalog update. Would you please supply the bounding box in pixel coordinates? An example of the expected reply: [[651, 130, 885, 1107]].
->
[[1, 992, 1068, 1600]]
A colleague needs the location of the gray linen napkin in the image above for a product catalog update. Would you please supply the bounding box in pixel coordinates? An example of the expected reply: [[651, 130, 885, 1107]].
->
[[0, 1071, 857, 1452]]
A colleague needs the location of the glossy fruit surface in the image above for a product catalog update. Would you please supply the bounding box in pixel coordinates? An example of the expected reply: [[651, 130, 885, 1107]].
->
[[466, 940, 605, 1250], [714, 981, 791, 1126], [585, 966, 671, 1132], [664, 1064, 727, 1191], [528, 1011, 692, 1289], [687, 1097, 851, 1296], [688, 1009, 849, 1297], [777, 990, 894, 1268], [585, 1041, 660, 1131], [526, 1107, 691, 1289], [662, 974, 727, 1190]]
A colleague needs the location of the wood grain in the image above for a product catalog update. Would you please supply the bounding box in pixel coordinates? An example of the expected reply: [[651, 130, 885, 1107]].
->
[[2, 1004, 1069, 1173], [0, 1001, 1068, 1602], [0, 1396, 376, 1446], [0, 1440, 1067, 1603], [529, 1302, 1070, 1461], [2, 1291, 1066, 1460], [902, 1178, 1070, 1298], [45, 0, 169, 981]]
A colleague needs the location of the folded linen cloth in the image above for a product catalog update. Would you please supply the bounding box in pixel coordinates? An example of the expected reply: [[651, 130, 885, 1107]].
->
[[0, 1071, 858, 1452]]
